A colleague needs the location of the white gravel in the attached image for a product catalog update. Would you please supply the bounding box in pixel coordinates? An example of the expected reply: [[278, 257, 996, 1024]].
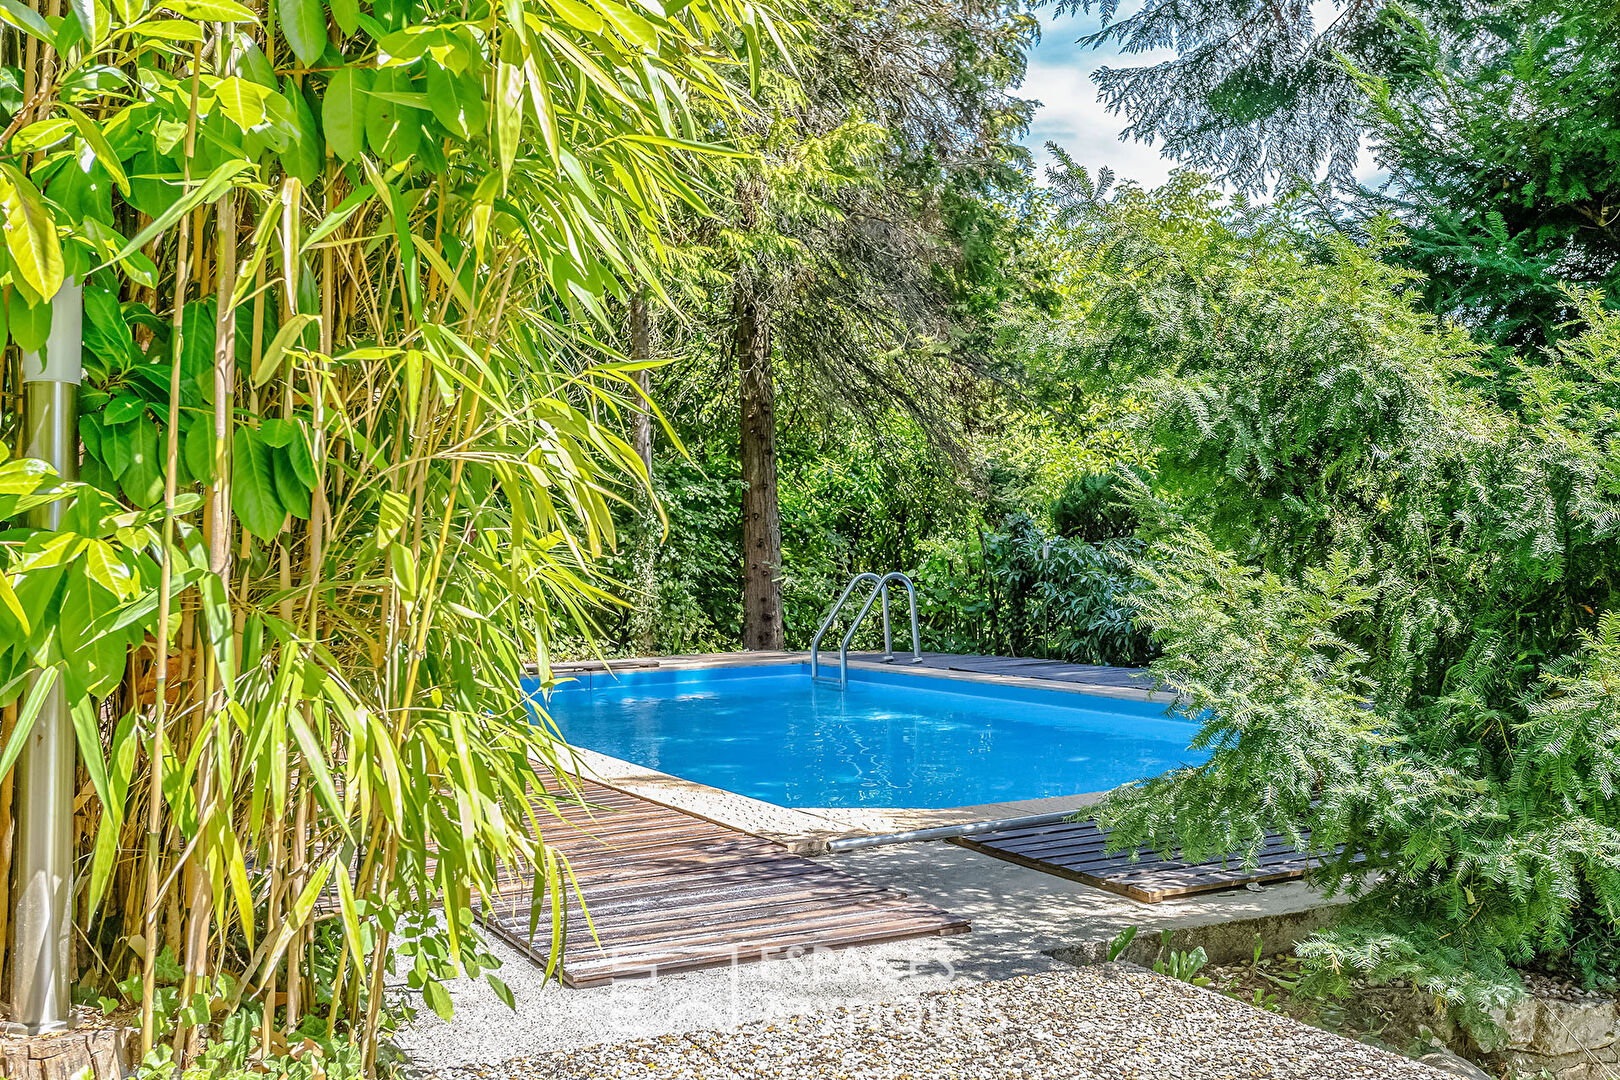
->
[[410, 965, 1450, 1080]]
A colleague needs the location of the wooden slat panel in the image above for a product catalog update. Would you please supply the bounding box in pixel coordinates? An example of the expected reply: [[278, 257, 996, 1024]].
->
[[476, 780, 968, 986], [953, 819, 1343, 903]]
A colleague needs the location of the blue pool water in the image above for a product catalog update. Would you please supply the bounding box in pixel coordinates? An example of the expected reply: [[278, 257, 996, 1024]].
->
[[529, 664, 1204, 809]]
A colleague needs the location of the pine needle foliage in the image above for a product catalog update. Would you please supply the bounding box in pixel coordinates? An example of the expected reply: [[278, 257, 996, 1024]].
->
[[1051, 176, 1620, 1024]]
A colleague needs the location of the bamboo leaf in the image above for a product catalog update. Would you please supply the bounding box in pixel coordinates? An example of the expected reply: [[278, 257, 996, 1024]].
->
[[0, 667, 56, 779], [107, 159, 253, 266], [0, 164, 63, 303], [252, 313, 318, 387], [333, 861, 365, 967]]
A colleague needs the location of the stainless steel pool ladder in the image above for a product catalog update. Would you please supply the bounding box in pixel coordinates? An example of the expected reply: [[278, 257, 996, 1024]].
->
[[810, 571, 923, 688]]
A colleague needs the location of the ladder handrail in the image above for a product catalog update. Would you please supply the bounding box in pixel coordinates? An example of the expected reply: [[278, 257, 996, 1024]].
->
[[810, 573, 879, 682], [811, 571, 923, 688]]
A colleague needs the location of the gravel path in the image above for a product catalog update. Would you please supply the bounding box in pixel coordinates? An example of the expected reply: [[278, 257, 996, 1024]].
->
[[413, 965, 1448, 1080]]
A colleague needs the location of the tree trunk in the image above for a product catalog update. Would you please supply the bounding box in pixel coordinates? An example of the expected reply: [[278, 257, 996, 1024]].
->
[[737, 288, 784, 650], [628, 292, 657, 656]]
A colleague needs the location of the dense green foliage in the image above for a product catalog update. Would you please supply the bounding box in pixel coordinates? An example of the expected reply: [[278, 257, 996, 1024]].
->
[[1048, 175, 1620, 1019], [1350, 0, 1620, 347]]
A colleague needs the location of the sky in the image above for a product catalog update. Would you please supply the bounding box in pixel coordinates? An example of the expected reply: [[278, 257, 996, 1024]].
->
[[1018, 3, 1383, 189], [1018, 6, 1180, 187]]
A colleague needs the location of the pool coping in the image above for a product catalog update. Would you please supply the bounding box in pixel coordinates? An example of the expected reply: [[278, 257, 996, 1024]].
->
[[550, 650, 1178, 706], [543, 652, 1164, 854]]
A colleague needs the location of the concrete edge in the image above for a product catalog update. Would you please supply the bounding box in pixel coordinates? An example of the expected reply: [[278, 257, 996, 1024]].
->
[[1051, 897, 1349, 969], [547, 651, 1181, 706]]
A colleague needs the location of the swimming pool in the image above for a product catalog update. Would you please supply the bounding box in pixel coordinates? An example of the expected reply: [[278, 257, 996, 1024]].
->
[[529, 664, 1204, 810]]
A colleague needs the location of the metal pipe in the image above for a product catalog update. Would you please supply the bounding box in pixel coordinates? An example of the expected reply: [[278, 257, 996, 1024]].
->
[[837, 579, 889, 686], [825, 808, 1082, 852], [14, 280, 82, 1034], [810, 572, 878, 682], [880, 584, 893, 661], [877, 571, 924, 665]]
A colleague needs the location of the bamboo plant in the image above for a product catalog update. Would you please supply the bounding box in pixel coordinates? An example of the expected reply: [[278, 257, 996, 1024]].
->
[[0, 0, 784, 1070]]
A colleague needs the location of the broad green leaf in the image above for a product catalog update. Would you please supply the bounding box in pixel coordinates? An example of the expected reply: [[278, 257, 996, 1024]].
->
[[68, 0, 108, 44], [119, 416, 164, 507], [423, 60, 469, 140], [322, 65, 371, 163], [236, 41, 276, 88], [84, 539, 136, 600], [126, 18, 202, 39], [422, 979, 453, 1022], [328, 0, 358, 34], [58, 104, 130, 196], [10, 293, 50, 353], [272, 447, 312, 520], [0, 571, 27, 637], [214, 76, 271, 133], [280, 79, 323, 186], [232, 427, 285, 541], [0, 164, 63, 303], [279, 0, 327, 66], [0, 0, 55, 45]]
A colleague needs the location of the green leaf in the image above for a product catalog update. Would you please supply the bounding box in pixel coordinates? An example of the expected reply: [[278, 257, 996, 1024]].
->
[[0, 0, 56, 45], [280, 79, 323, 186], [184, 417, 214, 485], [107, 159, 252, 268], [422, 978, 453, 1022], [67, 0, 108, 45], [279, 0, 327, 67], [423, 60, 469, 140], [0, 164, 63, 303], [232, 427, 285, 541], [126, 18, 202, 40], [0, 667, 56, 779], [119, 416, 164, 507], [322, 65, 370, 163], [59, 106, 129, 197], [10, 292, 50, 353], [273, 445, 312, 520], [163, 0, 256, 20], [213, 76, 271, 133], [252, 312, 317, 387], [327, 0, 357, 35], [494, 47, 522, 186], [84, 539, 135, 600]]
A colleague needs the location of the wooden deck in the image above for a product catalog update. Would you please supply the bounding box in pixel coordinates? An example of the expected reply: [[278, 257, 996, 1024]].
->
[[953, 819, 1333, 903], [476, 781, 969, 987]]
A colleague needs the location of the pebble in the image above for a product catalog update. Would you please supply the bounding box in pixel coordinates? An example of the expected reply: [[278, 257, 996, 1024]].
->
[[411, 965, 1454, 1080]]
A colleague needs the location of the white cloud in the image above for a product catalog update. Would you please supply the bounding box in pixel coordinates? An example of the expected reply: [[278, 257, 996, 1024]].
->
[[1019, 56, 1177, 188]]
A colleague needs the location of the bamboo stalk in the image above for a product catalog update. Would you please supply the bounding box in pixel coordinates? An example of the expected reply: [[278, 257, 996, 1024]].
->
[[176, 173, 239, 1065], [141, 39, 204, 1057]]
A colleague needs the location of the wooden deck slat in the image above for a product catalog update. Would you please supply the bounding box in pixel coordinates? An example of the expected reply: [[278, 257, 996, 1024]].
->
[[477, 779, 968, 986], [954, 819, 1338, 903]]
